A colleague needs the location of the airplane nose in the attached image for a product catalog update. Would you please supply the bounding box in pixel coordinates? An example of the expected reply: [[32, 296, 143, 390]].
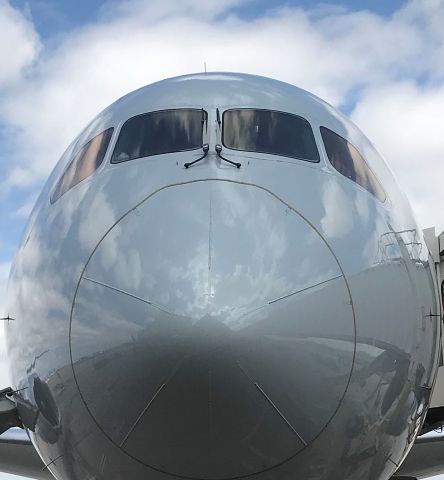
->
[[70, 180, 355, 479]]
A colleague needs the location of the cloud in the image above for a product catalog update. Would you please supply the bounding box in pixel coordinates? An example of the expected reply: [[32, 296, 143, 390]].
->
[[0, 0, 442, 322], [0, 0, 437, 192], [351, 81, 444, 231], [395, 0, 444, 80], [102, 0, 243, 20], [13, 193, 38, 218], [0, 0, 40, 89]]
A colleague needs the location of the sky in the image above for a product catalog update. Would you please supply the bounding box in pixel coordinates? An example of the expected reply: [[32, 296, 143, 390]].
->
[[0, 0, 444, 478]]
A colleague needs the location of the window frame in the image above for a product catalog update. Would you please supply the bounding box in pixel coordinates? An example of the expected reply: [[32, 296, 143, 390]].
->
[[221, 108, 320, 163], [110, 108, 207, 164], [320, 126, 386, 203], [50, 127, 114, 204]]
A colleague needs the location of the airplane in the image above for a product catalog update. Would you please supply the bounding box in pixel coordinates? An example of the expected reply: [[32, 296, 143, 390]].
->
[[0, 72, 444, 480]]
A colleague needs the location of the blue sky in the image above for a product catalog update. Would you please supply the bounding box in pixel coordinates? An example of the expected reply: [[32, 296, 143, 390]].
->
[[0, 0, 444, 478], [12, 0, 408, 40]]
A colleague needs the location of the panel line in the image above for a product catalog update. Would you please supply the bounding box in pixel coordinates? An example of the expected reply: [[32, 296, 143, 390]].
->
[[268, 274, 343, 305], [119, 383, 166, 447], [236, 361, 307, 446], [119, 358, 187, 448], [82, 276, 174, 314], [83, 277, 152, 305]]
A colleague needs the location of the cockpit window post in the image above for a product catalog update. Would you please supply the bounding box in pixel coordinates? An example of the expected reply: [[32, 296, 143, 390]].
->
[[201, 108, 208, 139], [212, 107, 242, 168], [214, 107, 222, 147]]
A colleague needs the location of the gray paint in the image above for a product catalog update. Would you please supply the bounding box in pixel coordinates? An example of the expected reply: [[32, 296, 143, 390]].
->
[[3, 73, 441, 480]]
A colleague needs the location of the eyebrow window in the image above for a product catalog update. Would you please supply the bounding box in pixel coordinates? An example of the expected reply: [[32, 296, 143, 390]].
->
[[222, 109, 319, 162], [111, 109, 206, 163], [320, 127, 386, 202], [51, 128, 114, 203]]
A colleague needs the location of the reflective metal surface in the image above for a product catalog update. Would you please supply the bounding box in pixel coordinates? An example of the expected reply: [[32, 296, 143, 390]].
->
[[4, 73, 441, 480], [71, 180, 355, 478]]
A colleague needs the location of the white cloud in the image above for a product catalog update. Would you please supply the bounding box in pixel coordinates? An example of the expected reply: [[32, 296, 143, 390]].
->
[[0, 0, 40, 89], [395, 0, 444, 80], [351, 82, 444, 231], [101, 0, 243, 20], [13, 193, 37, 218], [0, 0, 437, 193]]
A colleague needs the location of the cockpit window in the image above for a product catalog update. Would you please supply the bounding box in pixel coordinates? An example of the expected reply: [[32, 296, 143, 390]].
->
[[51, 128, 114, 203], [111, 109, 206, 163], [320, 127, 386, 202], [222, 109, 319, 162]]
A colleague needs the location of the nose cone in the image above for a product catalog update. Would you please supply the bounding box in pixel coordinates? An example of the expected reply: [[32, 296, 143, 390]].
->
[[70, 180, 355, 479]]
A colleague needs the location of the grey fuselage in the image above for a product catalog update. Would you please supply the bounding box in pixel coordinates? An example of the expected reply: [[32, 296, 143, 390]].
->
[[5, 73, 441, 480]]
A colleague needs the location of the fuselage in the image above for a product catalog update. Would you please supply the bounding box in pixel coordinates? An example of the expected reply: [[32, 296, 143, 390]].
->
[[4, 73, 441, 480]]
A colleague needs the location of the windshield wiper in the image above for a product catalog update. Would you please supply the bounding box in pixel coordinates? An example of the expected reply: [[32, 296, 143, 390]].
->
[[184, 144, 209, 169], [201, 108, 208, 134], [215, 144, 241, 168], [184, 110, 208, 169]]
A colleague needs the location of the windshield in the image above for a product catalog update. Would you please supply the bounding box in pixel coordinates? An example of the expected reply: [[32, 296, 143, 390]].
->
[[222, 109, 319, 162], [111, 109, 206, 163], [320, 127, 386, 202], [51, 128, 114, 202]]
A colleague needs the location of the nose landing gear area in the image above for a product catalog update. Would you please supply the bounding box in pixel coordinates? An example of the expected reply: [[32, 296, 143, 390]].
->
[[69, 179, 356, 479]]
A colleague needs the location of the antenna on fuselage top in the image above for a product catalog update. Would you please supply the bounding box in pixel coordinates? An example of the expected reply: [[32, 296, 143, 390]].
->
[[204, 61, 207, 73]]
